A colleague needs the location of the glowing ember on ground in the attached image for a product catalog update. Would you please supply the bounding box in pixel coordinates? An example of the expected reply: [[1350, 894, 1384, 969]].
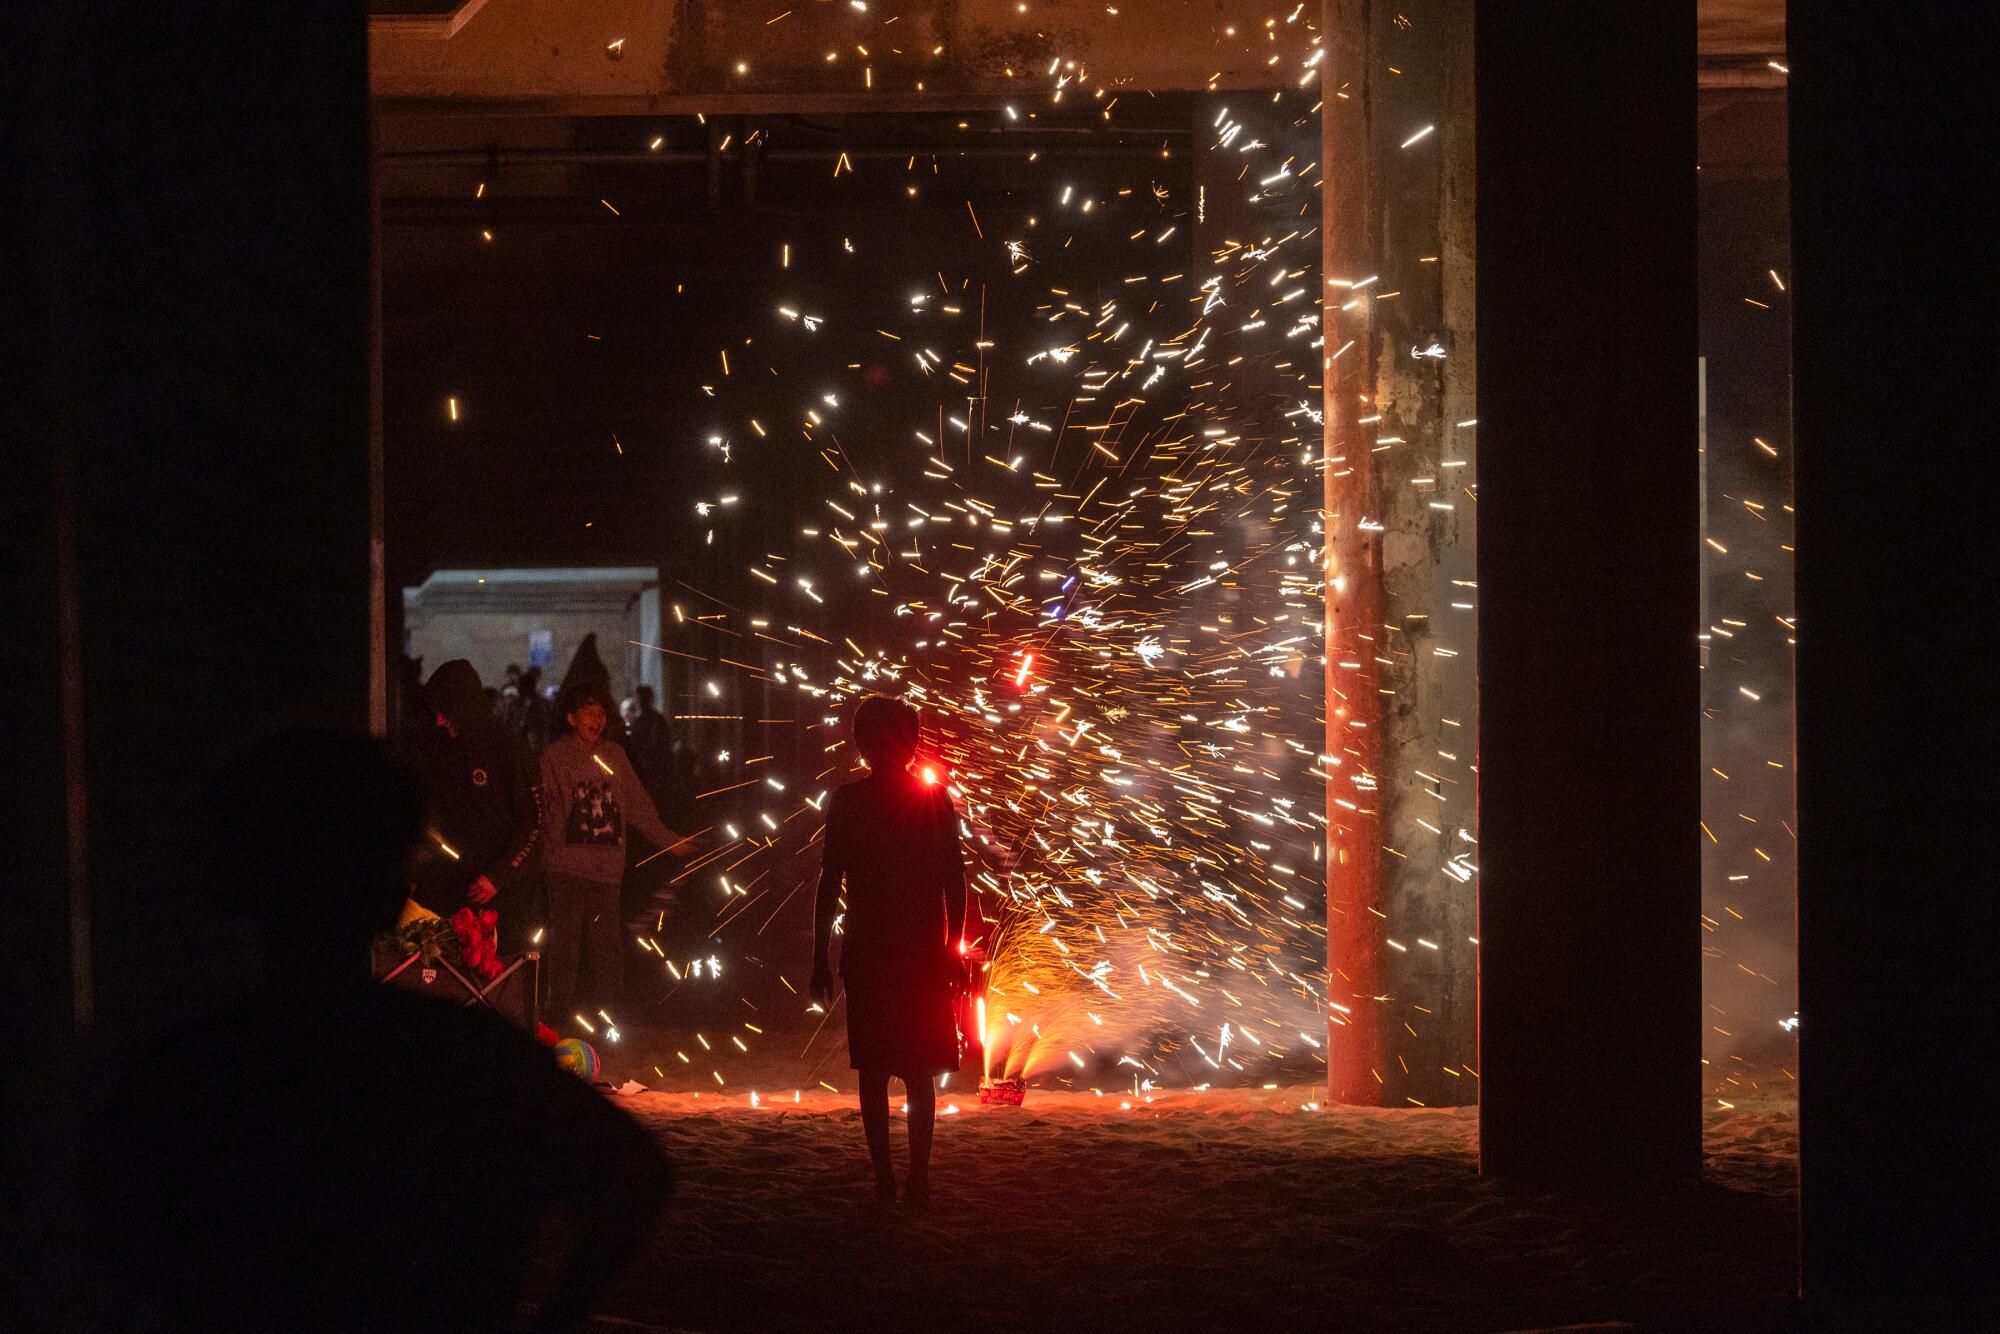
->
[[976, 1077, 1027, 1106]]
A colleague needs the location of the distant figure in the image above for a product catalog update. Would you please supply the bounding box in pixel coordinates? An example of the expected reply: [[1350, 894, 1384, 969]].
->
[[557, 633, 624, 746], [633, 684, 703, 833], [541, 682, 689, 1021], [88, 729, 671, 1332], [621, 685, 673, 812], [405, 659, 542, 952], [558, 633, 611, 696], [811, 695, 968, 1205], [666, 734, 702, 834], [617, 686, 679, 958], [497, 663, 525, 726], [515, 665, 551, 751]]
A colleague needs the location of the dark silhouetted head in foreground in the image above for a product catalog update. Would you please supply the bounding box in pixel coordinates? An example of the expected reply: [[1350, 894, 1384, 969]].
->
[[853, 694, 921, 772], [207, 726, 422, 975], [92, 729, 669, 1333]]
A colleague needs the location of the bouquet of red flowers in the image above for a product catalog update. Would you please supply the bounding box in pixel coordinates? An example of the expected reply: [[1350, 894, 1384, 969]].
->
[[450, 907, 504, 982]]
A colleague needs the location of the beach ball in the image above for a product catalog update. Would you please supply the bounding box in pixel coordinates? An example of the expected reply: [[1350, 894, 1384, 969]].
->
[[553, 1038, 601, 1082]]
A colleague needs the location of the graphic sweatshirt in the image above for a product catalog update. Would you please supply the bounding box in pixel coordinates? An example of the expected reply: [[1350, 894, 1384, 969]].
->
[[539, 734, 681, 887]]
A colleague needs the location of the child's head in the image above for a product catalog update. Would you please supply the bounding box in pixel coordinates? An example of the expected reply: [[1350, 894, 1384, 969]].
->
[[561, 684, 611, 745], [853, 694, 920, 772]]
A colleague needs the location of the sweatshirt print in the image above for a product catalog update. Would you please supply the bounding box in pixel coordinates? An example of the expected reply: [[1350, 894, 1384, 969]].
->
[[539, 735, 678, 886]]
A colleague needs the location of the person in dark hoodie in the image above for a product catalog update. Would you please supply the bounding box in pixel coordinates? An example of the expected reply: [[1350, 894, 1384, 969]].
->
[[406, 659, 543, 951]]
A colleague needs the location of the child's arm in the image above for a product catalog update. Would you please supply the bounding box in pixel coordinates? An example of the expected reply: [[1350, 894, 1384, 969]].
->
[[939, 792, 969, 949], [612, 745, 685, 850], [944, 850, 968, 951], [810, 865, 842, 1002], [538, 746, 564, 856], [483, 735, 542, 898]]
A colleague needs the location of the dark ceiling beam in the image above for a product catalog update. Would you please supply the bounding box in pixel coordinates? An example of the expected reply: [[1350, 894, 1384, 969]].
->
[[377, 92, 1177, 119], [380, 63, 1771, 123], [368, 0, 491, 41], [378, 142, 1184, 169], [1697, 53, 1788, 88]]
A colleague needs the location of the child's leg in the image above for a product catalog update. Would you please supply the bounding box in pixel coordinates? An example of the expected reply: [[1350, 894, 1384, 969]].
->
[[582, 879, 623, 1011], [903, 1073, 936, 1195], [544, 879, 585, 1019], [858, 1067, 895, 1197]]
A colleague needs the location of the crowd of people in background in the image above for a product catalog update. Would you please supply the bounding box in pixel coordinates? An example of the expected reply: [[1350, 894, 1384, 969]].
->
[[400, 634, 704, 1022], [482, 645, 700, 824]]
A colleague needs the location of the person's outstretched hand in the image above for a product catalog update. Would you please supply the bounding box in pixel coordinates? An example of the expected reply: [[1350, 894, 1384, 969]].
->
[[467, 874, 498, 904], [809, 960, 834, 1005]]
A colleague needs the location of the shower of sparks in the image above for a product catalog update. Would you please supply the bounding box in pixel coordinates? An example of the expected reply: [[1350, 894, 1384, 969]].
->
[[483, 6, 1792, 1096], [1700, 260, 1799, 1093], [592, 28, 1347, 1090]]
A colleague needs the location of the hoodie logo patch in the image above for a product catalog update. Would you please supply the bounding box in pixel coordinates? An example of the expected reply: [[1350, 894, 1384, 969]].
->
[[471, 767, 489, 787]]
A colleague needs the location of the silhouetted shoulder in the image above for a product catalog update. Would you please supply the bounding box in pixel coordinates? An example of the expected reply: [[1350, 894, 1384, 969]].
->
[[920, 781, 958, 821], [89, 983, 667, 1331]]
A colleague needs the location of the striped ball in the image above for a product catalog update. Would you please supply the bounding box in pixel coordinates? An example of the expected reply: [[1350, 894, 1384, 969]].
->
[[553, 1038, 601, 1082]]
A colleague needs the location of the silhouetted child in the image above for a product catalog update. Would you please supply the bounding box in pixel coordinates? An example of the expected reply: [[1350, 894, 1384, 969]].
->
[[88, 729, 671, 1332], [811, 695, 968, 1205]]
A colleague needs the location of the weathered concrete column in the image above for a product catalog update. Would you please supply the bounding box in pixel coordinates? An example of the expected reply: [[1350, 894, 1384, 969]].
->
[[1474, 1, 1703, 1178], [1322, 0, 1479, 1109]]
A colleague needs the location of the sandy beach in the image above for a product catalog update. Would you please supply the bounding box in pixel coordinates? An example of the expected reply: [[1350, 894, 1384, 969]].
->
[[562, 1075, 1797, 1333]]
